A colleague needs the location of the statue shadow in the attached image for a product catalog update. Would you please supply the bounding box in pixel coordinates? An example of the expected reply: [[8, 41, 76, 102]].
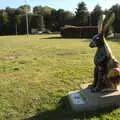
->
[[24, 96, 119, 120]]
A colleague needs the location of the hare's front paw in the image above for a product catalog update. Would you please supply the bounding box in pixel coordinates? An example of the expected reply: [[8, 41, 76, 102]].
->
[[91, 86, 101, 92]]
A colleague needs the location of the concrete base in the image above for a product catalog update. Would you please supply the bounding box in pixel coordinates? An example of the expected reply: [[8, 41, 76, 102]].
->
[[67, 84, 120, 112]]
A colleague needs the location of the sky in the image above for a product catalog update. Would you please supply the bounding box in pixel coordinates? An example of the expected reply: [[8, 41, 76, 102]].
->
[[0, 0, 120, 12]]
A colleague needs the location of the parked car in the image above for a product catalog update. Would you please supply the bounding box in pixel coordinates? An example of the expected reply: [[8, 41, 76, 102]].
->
[[32, 30, 52, 34]]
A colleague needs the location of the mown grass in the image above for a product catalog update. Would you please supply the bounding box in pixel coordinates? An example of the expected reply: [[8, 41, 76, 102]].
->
[[0, 34, 120, 120]]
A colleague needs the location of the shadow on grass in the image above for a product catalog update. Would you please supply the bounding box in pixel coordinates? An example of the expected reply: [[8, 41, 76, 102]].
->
[[108, 38, 120, 43], [43, 36, 91, 41], [43, 36, 63, 40], [24, 96, 119, 120]]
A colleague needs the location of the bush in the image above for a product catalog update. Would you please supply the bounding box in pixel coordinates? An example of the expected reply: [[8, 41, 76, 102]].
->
[[61, 26, 98, 38]]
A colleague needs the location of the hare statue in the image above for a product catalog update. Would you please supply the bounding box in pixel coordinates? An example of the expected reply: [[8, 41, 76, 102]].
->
[[89, 13, 120, 92]]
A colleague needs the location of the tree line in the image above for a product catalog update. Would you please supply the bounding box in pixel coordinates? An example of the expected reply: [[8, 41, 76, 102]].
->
[[0, 2, 120, 35]]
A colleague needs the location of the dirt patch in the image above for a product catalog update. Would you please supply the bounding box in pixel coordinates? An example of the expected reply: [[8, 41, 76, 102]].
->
[[0, 55, 20, 60], [56, 52, 78, 56]]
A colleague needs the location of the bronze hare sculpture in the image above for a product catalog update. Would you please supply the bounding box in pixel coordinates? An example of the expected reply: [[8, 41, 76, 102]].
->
[[89, 13, 120, 92]]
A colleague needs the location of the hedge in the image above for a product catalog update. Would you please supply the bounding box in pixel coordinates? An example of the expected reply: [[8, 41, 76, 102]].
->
[[60, 26, 98, 38]]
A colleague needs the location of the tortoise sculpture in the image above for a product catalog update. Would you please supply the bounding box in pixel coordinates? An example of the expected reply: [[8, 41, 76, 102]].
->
[[89, 13, 120, 92]]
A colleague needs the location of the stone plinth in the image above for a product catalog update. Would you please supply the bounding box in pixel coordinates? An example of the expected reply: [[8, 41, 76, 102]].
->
[[67, 84, 120, 112]]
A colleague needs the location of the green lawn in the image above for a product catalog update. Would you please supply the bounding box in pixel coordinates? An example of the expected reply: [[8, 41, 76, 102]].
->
[[0, 34, 120, 120]]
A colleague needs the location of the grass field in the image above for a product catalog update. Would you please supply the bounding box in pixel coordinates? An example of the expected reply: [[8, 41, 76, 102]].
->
[[0, 34, 120, 120]]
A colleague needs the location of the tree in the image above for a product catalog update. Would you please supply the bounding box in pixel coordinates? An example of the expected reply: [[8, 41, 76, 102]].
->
[[18, 5, 31, 14], [30, 14, 45, 31], [33, 6, 54, 30], [75, 2, 89, 26], [50, 9, 58, 31], [5, 7, 16, 16], [0, 10, 9, 35], [91, 4, 102, 26], [1, 11, 9, 24], [49, 9, 74, 31], [62, 11, 74, 26], [14, 15, 21, 35], [33, 6, 52, 16], [33, 6, 74, 31], [5, 7, 20, 35], [110, 4, 120, 33]]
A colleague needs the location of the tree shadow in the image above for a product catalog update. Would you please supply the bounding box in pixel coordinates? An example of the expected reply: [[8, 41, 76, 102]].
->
[[24, 96, 119, 120], [108, 38, 120, 43], [43, 36, 63, 40], [43, 36, 91, 41]]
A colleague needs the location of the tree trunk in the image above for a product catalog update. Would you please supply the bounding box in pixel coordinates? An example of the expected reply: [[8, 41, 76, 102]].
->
[[15, 24, 18, 35]]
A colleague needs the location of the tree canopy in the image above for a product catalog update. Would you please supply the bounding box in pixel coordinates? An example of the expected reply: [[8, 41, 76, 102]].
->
[[0, 2, 120, 35], [75, 2, 89, 26], [91, 4, 103, 26]]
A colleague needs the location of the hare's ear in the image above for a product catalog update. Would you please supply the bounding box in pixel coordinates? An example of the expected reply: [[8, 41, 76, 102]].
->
[[102, 13, 115, 34], [98, 15, 106, 33]]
